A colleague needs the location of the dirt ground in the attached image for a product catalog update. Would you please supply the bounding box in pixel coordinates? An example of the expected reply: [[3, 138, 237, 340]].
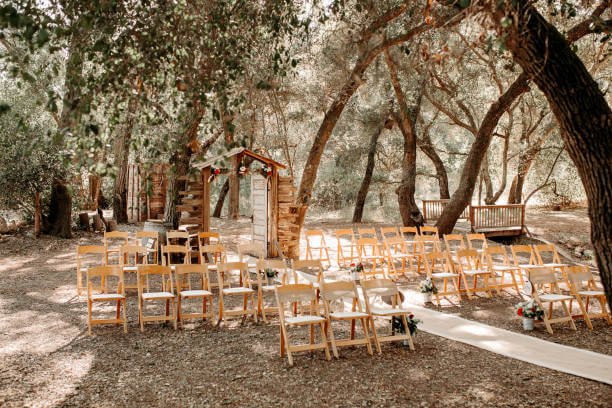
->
[[1, 210, 611, 407]]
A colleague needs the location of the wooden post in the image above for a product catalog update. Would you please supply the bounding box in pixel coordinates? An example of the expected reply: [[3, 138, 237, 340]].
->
[[202, 167, 211, 233], [269, 166, 279, 257]]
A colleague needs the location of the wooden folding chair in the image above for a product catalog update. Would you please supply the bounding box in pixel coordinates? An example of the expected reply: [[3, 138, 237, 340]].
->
[[104, 231, 129, 264], [400, 226, 420, 266], [454, 249, 492, 299], [217, 262, 258, 324], [534, 244, 569, 285], [380, 227, 400, 241], [527, 267, 576, 334], [415, 235, 441, 274], [566, 266, 612, 329], [77, 245, 106, 295], [444, 233, 467, 270], [383, 236, 413, 278], [275, 283, 331, 366], [423, 251, 461, 305], [161, 244, 190, 266], [357, 227, 377, 240], [305, 230, 331, 267], [419, 225, 439, 239], [511, 244, 537, 287], [120, 245, 149, 291], [137, 265, 177, 332], [198, 231, 221, 245], [256, 259, 291, 323], [361, 278, 415, 352], [174, 264, 214, 327], [199, 243, 227, 288], [466, 233, 488, 267], [356, 238, 387, 279], [319, 280, 374, 357], [484, 246, 521, 296], [238, 242, 265, 273], [336, 229, 359, 267], [292, 259, 324, 288], [86, 265, 127, 336], [166, 230, 190, 246], [136, 231, 159, 264]]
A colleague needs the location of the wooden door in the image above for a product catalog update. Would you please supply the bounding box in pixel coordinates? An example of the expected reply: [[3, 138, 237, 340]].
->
[[251, 174, 268, 248]]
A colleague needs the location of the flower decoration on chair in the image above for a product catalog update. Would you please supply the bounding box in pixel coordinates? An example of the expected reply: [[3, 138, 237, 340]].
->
[[237, 166, 248, 175], [260, 164, 273, 177], [392, 314, 421, 336], [265, 268, 279, 278], [350, 262, 364, 279], [208, 167, 222, 183], [515, 300, 544, 319], [418, 277, 438, 294]]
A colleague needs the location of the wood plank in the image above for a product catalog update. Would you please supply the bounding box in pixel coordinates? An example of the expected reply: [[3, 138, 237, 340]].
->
[[180, 217, 203, 224]]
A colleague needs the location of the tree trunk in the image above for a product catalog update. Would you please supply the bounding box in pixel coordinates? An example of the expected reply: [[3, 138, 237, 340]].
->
[[481, 153, 495, 204], [418, 140, 450, 199], [435, 73, 530, 234], [223, 117, 240, 220], [44, 178, 73, 238], [385, 49, 424, 227], [112, 103, 136, 224], [212, 179, 230, 218], [88, 175, 101, 210], [353, 121, 385, 223], [492, 0, 612, 307]]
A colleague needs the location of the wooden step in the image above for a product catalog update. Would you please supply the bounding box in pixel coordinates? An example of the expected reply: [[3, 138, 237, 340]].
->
[[278, 186, 296, 193], [179, 189, 202, 195], [278, 232, 299, 239], [176, 205, 201, 212], [179, 217, 202, 224], [180, 198, 202, 205]]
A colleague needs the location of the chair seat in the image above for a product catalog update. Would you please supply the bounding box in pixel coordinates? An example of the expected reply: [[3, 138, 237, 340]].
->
[[462, 269, 489, 275], [492, 265, 518, 271], [578, 290, 604, 297], [542, 263, 567, 268], [222, 287, 255, 295], [330, 311, 369, 319], [123, 266, 138, 272], [388, 252, 411, 258], [180, 289, 212, 297], [539, 294, 574, 302], [369, 306, 412, 316], [142, 291, 174, 300], [262, 285, 277, 291], [431, 272, 459, 279], [285, 315, 326, 325], [91, 293, 124, 301]]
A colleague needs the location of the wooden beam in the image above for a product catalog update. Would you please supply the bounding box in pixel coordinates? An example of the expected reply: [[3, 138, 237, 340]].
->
[[269, 167, 279, 257], [202, 167, 211, 234]]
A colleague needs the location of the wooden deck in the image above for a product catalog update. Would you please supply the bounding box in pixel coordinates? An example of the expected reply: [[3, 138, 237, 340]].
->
[[422, 200, 469, 223], [469, 204, 525, 237]]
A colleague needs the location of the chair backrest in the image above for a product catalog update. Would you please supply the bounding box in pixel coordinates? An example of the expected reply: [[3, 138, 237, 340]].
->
[[357, 237, 381, 257], [357, 227, 377, 240], [136, 231, 159, 253], [455, 249, 480, 271], [466, 233, 487, 250], [383, 236, 406, 255], [292, 259, 323, 282], [380, 227, 400, 240], [120, 245, 148, 266], [336, 229, 356, 244], [565, 265, 595, 291], [104, 232, 129, 253], [420, 226, 439, 238], [162, 244, 190, 266], [534, 244, 561, 265], [77, 245, 106, 270], [257, 259, 291, 284], [174, 264, 211, 291], [218, 262, 251, 288], [200, 243, 227, 265], [511, 244, 535, 265], [319, 280, 360, 304], [485, 245, 511, 266], [198, 231, 220, 245], [400, 226, 419, 238], [423, 251, 452, 276], [86, 265, 124, 295], [527, 267, 559, 293], [418, 234, 441, 253], [361, 278, 401, 307], [238, 243, 265, 262], [166, 230, 189, 245], [136, 265, 173, 293], [444, 234, 466, 252], [305, 230, 326, 244], [275, 283, 317, 305]]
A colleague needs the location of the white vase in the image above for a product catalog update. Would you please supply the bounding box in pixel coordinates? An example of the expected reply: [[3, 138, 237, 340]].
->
[[522, 317, 535, 331], [423, 293, 432, 303], [352, 272, 359, 281], [267, 276, 275, 286]]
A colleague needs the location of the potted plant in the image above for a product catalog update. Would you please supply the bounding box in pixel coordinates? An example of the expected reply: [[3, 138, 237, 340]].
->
[[265, 268, 278, 286], [515, 300, 544, 331], [418, 277, 438, 303], [349, 262, 363, 281], [392, 314, 421, 345]]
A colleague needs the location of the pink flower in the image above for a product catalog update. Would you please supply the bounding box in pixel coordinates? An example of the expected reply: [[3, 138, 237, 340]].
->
[[517, 308, 523, 317], [409, 314, 414, 319]]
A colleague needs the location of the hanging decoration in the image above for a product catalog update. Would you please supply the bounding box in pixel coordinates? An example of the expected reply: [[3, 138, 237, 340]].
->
[[261, 164, 273, 178], [238, 165, 248, 175], [208, 167, 222, 183]]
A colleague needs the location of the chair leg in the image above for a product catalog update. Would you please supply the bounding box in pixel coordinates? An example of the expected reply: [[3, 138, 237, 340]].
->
[[172, 298, 178, 330], [252, 293, 258, 323], [139, 299, 144, 333], [561, 300, 577, 330], [122, 299, 127, 334], [369, 317, 382, 354], [360, 318, 373, 355], [327, 321, 339, 358], [401, 315, 415, 351], [87, 300, 93, 337], [575, 296, 593, 329], [319, 322, 331, 361]]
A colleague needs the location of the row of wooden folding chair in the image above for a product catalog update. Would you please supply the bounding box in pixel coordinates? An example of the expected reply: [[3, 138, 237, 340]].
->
[[276, 278, 415, 366]]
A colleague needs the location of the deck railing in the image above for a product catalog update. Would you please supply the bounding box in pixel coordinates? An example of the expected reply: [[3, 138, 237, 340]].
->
[[469, 204, 525, 232], [422, 200, 469, 223]]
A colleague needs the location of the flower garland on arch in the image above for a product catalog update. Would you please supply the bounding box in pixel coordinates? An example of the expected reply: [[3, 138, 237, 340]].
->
[[261, 164, 273, 178], [207, 167, 222, 183]]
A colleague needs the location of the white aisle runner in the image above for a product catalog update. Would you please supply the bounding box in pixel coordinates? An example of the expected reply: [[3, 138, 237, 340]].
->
[[401, 289, 612, 385]]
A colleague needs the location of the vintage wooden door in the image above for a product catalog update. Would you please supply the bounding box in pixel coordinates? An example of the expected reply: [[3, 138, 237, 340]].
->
[[251, 174, 268, 248]]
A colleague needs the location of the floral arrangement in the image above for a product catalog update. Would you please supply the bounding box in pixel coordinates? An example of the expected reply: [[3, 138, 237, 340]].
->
[[418, 277, 438, 294], [238, 165, 248, 175], [392, 314, 421, 336], [261, 164, 273, 177], [515, 300, 544, 319], [208, 167, 222, 183], [350, 262, 364, 277], [265, 268, 278, 278]]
